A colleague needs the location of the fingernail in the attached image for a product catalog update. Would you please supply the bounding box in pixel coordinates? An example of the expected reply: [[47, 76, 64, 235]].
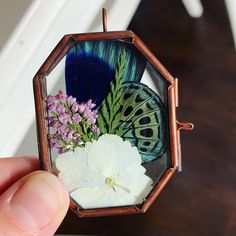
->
[[9, 172, 64, 233]]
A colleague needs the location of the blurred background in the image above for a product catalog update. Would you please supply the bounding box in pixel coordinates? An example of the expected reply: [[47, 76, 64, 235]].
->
[[0, 0, 235, 235]]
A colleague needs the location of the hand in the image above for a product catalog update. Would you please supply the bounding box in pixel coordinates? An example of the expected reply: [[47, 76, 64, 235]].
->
[[0, 156, 69, 236]]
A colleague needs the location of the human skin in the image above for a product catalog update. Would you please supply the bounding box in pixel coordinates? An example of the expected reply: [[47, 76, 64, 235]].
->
[[0, 156, 69, 236]]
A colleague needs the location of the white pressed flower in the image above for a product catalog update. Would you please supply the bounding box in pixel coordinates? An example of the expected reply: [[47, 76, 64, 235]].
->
[[56, 134, 153, 209]]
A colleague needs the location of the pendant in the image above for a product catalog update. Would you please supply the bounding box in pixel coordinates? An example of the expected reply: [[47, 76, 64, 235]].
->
[[33, 9, 193, 217]]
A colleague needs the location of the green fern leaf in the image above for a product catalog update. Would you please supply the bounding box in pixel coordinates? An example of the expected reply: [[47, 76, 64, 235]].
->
[[97, 49, 126, 134], [97, 115, 106, 134]]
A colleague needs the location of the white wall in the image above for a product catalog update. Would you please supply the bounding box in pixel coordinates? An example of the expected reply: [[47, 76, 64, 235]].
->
[[0, 0, 140, 157], [0, 0, 32, 50]]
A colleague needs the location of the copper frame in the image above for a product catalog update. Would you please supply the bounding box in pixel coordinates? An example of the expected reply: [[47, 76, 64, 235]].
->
[[33, 26, 193, 217]]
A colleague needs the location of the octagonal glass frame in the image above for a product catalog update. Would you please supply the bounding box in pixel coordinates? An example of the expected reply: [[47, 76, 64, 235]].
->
[[33, 30, 188, 217]]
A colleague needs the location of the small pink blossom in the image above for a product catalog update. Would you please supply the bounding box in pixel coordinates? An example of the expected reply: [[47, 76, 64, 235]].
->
[[56, 104, 66, 114], [92, 124, 100, 134], [56, 90, 66, 101], [45, 90, 99, 154], [72, 113, 81, 123], [72, 103, 79, 112], [46, 95, 56, 106], [58, 114, 70, 124], [67, 96, 76, 105], [85, 99, 96, 109], [78, 104, 85, 113]]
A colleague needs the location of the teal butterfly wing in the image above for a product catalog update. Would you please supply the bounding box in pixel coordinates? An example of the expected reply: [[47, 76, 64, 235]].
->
[[97, 81, 168, 163], [116, 82, 168, 163], [96, 50, 168, 163]]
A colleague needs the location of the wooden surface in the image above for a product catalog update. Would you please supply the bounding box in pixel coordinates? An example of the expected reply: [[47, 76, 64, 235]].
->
[[57, 0, 236, 235]]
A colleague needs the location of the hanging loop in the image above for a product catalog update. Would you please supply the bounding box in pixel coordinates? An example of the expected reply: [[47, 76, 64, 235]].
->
[[102, 8, 108, 32]]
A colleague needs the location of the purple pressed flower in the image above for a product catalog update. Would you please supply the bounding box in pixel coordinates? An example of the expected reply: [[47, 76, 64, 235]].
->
[[46, 90, 100, 154], [67, 131, 73, 140], [72, 113, 81, 123], [58, 147, 65, 154], [51, 140, 60, 149], [48, 135, 60, 149], [57, 126, 67, 138], [87, 116, 96, 125], [86, 99, 96, 109], [86, 110, 98, 124], [47, 116, 59, 128], [47, 116, 55, 123], [48, 104, 57, 113], [72, 102, 79, 112], [73, 132, 80, 138], [92, 124, 100, 134], [46, 95, 56, 106], [61, 132, 69, 141], [67, 96, 76, 105], [59, 114, 70, 124], [56, 104, 66, 114], [78, 103, 85, 113], [82, 108, 90, 118], [56, 90, 67, 101], [49, 119, 59, 129], [47, 116, 55, 122]]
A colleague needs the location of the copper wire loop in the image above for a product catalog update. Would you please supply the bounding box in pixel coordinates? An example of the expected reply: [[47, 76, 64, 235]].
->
[[102, 8, 107, 32]]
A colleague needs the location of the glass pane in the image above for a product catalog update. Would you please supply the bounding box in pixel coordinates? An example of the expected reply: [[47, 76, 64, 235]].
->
[[43, 38, 171, 210]]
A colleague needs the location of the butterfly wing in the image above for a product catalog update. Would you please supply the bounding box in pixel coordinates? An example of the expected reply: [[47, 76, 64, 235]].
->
[[116, 82, 168, 163]]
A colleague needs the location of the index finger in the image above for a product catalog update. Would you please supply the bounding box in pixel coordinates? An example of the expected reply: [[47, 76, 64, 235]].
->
[[0, 156, 39, 195]]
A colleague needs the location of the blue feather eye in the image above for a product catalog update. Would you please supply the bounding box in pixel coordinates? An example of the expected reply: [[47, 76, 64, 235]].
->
[[66, 51, 115, 106], [65, 40, 146, 106]]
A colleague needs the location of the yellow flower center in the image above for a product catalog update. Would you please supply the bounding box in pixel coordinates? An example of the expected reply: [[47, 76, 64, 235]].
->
[[105, 177, 115, 187], [105, 176, 130, 193]]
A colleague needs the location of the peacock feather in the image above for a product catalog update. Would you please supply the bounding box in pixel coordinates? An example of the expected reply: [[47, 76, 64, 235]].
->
[[65, 39, 146, 107]]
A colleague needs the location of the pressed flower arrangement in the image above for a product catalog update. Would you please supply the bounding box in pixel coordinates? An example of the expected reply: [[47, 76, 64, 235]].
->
[[33, 9, 193, 217]]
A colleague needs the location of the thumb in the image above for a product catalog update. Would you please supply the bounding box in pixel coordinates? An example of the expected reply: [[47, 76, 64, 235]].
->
[[0, 171, 69, 236]]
